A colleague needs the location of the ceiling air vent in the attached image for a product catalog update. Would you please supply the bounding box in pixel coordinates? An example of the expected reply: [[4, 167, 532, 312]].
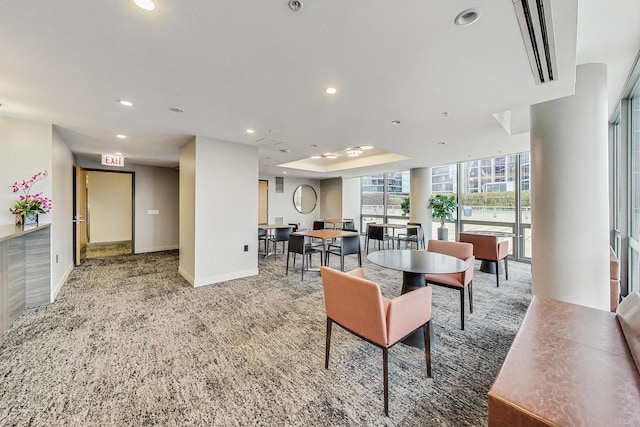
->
[[513, 0, 557, 85]]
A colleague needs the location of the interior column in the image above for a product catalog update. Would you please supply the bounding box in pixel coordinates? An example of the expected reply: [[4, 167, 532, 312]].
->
[[530, 63, 610, 310], [410, 168, 432, 239]]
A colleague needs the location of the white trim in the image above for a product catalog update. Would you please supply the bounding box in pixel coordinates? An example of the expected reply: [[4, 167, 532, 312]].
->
[[178, 266, 195, 286], [135, 245, 178, 254], [193, 268, 259, 288], [51, 262, 73, 302]]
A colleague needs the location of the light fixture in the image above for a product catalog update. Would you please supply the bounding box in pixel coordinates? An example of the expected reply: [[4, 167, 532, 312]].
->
[[280, 149, 291, 153], [288, 0, 303, 12], [437, 141, 447, 145], [246, 129, 255, 134], [115, 152, 123, 156], [283, 171, 287, 174], [454, 8, 481, 26], [324, 154, 338, 159], [324, 87, 337, 95], [132, 0, 155, 11], [118, 99, 133, 107], [169, 107, 184, 113], [116, 134, 127, 139], [391, 120, 401, 125], [311, 155, 321, 159], [442, 112, 449, 117], [347, 148, 364, 157], [360, 145, 373, 150]]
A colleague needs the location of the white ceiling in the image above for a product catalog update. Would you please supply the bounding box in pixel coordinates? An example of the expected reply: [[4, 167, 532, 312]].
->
[[0, 0, 638, 178]]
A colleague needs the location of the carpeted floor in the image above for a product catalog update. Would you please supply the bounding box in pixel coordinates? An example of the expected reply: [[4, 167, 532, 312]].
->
[[86, 242, 132, 259], [0, 245, 532, 426]]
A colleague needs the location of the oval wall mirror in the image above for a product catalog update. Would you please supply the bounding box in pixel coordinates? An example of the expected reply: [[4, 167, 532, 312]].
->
[[293, 184, 317, 214]]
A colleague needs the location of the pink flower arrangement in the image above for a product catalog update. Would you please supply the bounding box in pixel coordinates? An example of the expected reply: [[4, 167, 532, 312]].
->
[[9, 171, 52, 215]]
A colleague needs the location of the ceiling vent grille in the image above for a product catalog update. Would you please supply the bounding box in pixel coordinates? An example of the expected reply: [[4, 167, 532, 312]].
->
[[513, 0, 557, 85]]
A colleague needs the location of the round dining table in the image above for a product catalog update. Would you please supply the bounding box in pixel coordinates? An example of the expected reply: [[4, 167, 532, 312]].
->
[[367, 249, 469, 348]]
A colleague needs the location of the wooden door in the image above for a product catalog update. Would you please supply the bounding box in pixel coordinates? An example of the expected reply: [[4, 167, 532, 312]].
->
[[258, 180, 268, 224], [73, 165, 88, 265]]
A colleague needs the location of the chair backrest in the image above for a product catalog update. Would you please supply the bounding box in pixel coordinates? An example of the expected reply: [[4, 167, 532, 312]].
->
[[288, 234, 306, 254], [427, 239, 473, 260], [342, 219, 355, 230], [459, 232, 502, 260], [408, 222, 422, 227], [288, 223, 299, 232], [258, 228, 267, 237], [274, 227, 292, 241], [368, 224, 384, 240], [340, 234, 361, 255], [406, 227, 418, 237], [313, 220, 326, 230], [320, 266, 387, 346]]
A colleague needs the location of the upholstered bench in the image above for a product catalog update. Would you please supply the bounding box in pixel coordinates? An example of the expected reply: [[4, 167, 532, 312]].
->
[[488, 291, 640, 426]]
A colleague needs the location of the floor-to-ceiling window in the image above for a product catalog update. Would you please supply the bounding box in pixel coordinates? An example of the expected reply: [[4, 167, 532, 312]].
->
[[360, 171, 410, 232], [629, 84, 640, 293]]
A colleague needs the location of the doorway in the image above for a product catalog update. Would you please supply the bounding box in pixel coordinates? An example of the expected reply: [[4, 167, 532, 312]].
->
[[74, 167, 134, 264], [259, 180, 268, 224]]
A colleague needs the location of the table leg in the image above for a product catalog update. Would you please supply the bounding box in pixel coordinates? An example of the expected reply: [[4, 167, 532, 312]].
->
[[400, 271, 432, 349], [480, 260, 502, 274]]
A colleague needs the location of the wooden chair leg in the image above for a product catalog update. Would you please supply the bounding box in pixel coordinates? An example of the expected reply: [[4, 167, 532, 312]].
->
[[383, 347, 389, 416], [423, 322, 432, 378], [325, 318, 332, 369], [460, 288, 465, 330], [468, 281, 473, 313]]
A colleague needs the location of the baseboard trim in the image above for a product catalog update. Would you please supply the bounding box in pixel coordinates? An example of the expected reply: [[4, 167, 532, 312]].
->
[[193, 268, 259, 288], [178, 266, 195, 286], [135, 245, 179, 254], [51, 263, 74, 303]]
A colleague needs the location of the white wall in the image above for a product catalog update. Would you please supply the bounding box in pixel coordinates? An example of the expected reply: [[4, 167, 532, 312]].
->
[[87, 171, 132, 244], [76, 157, 179, 254], [179, 139, 196, 283], [184, 137, 258, 286], [342, 177, 361, 230], [0, 116, 52, 227], [258, 175, 322, 228], [51, 127, 74, 301]]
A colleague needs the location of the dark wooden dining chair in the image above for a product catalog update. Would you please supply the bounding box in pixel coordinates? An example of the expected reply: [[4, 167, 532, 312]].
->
[[366, 224, 393, 253], [258, 228, 268, 255], [321, 266, 433, 416], [397, 224, 425, 249], [324, 233, 361, 271], [286, 234, 322, 280], [268, 226, 292, 257]]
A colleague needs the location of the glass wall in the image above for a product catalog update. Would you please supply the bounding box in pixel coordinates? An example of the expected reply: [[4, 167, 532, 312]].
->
[[629, 84, 640, 293], [360, 171, 410, 232]]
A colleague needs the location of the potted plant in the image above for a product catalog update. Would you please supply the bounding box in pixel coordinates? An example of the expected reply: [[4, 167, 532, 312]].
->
[[9, 171, 52, 227], [429, 194, 457, 240], [400, 196, 410, 217]]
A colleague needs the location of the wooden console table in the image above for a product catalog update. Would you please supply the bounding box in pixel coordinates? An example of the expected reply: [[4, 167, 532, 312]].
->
[[0, 223, 51, 341]]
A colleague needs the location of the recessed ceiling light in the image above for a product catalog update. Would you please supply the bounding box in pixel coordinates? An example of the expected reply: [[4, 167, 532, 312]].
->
[[325, 87, 337, 95], [310, 144, 317, 147], [118, 100, 133, 107], [442, 112, 449, 117], [455, 8, 481, 26], [116, 134, 127, 139], [360, 145, 373, 150], [437, 141, 447, 145], [283, 171, 287, 174], [280, 149, 291, 153], [325, 154, 338, 159], [246, 129, 255, 134], [115, 152, 123, 156], [311, 155, 321, 159], [169, 107, 184, 113], [132, 0, 155, 11], [391, 120, 401, 125]]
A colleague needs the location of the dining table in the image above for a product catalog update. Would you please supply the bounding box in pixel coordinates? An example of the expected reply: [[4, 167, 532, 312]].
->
[[367, 249, 469, 348]]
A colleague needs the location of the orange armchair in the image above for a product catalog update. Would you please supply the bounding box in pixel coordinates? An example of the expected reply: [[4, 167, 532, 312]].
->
[[320, 266, 433, 416], [459, 232, 509, 287], [424, 240, 474, 330]]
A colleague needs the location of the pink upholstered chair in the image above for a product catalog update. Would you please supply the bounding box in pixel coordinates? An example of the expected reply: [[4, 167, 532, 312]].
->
[[424, 240, 474, 330], [320, 266, 433, 416], [459, 232, 508, 287]]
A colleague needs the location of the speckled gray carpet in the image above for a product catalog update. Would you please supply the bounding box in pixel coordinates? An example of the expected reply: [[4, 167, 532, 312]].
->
[[0, 245, 532, 426]]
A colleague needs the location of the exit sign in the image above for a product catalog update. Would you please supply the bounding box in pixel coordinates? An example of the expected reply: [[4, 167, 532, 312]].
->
[[102, 154, 125, 167]]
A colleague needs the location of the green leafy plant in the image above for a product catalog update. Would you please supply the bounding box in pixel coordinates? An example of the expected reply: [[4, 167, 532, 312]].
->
[[429, 194, 457, 228], [400, 196, 410, 217]]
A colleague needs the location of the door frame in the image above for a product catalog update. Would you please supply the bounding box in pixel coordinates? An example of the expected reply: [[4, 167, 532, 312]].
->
[[75, 168, 136, 258]]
